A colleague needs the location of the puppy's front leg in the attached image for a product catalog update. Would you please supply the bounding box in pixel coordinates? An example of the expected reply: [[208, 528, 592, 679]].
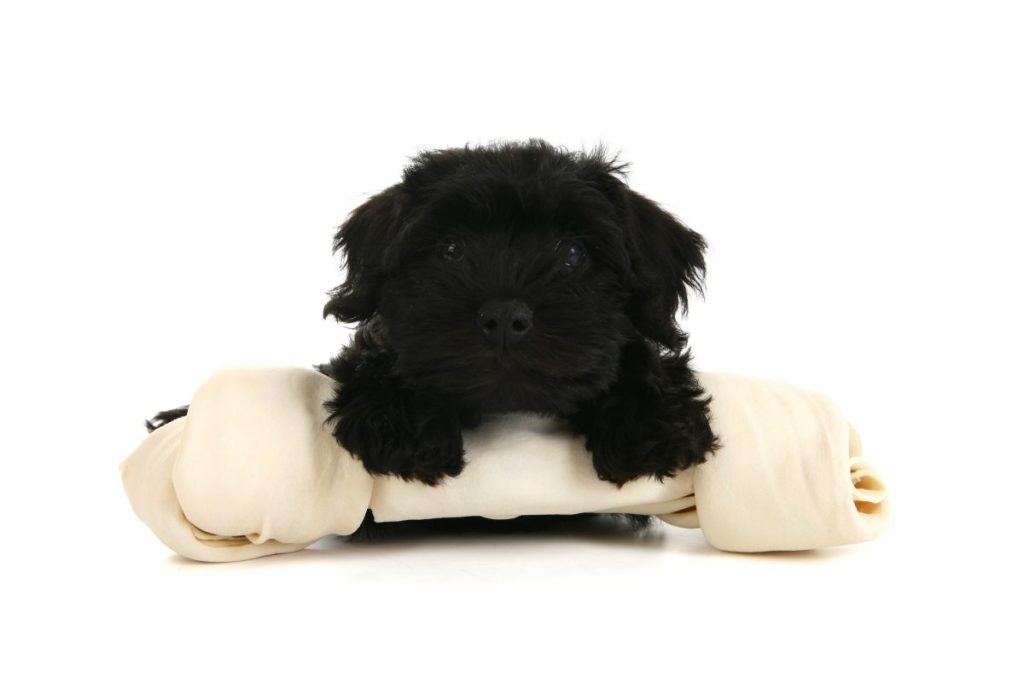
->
[[320, 348, 470, 486], [569, 341, 717, 487]]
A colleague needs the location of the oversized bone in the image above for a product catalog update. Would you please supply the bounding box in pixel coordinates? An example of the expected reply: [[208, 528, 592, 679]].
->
[[120, 367, 888, 561]]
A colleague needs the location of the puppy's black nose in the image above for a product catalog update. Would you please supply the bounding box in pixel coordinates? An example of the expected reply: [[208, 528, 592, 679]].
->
[[477, 299, 533, 345]]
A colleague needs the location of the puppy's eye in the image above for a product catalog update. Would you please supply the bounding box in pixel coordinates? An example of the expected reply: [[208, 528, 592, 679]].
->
[[436, 239, 465, 262], [558, 240, 586, 270]]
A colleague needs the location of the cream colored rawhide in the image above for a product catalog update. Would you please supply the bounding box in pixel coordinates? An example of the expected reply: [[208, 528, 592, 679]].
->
[[120, 367, 889, 562]]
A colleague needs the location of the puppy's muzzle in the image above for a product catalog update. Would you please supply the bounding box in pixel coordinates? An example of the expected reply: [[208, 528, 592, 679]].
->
[[477, 299, 533, 346]]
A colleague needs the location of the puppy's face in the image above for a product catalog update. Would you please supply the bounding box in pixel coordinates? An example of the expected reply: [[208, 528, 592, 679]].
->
[[375, 176, 633, 413], [325, 142, 707, 414]]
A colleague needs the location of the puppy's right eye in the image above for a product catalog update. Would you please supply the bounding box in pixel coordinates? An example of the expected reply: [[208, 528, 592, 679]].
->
[[436, 239, 465, 262]]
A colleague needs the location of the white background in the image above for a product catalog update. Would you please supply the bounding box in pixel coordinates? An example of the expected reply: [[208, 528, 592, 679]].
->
[[2, 1, 1022, 679]]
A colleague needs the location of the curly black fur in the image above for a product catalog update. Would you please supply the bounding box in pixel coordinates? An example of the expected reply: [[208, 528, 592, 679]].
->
[[320, 139, 718, 489]]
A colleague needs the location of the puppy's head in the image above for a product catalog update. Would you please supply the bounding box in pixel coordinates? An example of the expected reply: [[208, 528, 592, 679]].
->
[[325, 140, 706, 413]]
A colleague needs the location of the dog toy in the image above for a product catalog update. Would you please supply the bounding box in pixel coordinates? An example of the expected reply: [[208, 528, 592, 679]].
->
[[120, 367, 888, 562]]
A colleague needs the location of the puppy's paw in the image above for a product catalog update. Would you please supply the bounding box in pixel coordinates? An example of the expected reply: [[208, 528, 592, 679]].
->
[[581, 399, 717, 488], [330, 399, 466, 486], [387, 416, 467, 486]]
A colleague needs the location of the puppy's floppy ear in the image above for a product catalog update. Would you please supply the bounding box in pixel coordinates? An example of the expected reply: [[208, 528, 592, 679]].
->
[[618, 188, 707, 351], [323, 185, 405, 323], [577, 151, 706, 350]]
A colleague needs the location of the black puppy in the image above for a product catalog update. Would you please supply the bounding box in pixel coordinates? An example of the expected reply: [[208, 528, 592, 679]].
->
[[318, 140, 717, 488]]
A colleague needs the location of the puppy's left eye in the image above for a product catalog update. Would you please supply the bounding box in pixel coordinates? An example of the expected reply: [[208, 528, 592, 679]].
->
[[557, 240, 586, 270], [436, 239, 465, 262]]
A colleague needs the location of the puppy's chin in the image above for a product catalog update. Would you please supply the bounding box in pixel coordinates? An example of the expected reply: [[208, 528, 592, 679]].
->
[[473, 375, 586, 414], [396, 345, 623, 416]]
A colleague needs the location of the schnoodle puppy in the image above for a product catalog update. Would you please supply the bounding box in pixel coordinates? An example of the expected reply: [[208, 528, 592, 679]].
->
[[316, 140, 718, 489]]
